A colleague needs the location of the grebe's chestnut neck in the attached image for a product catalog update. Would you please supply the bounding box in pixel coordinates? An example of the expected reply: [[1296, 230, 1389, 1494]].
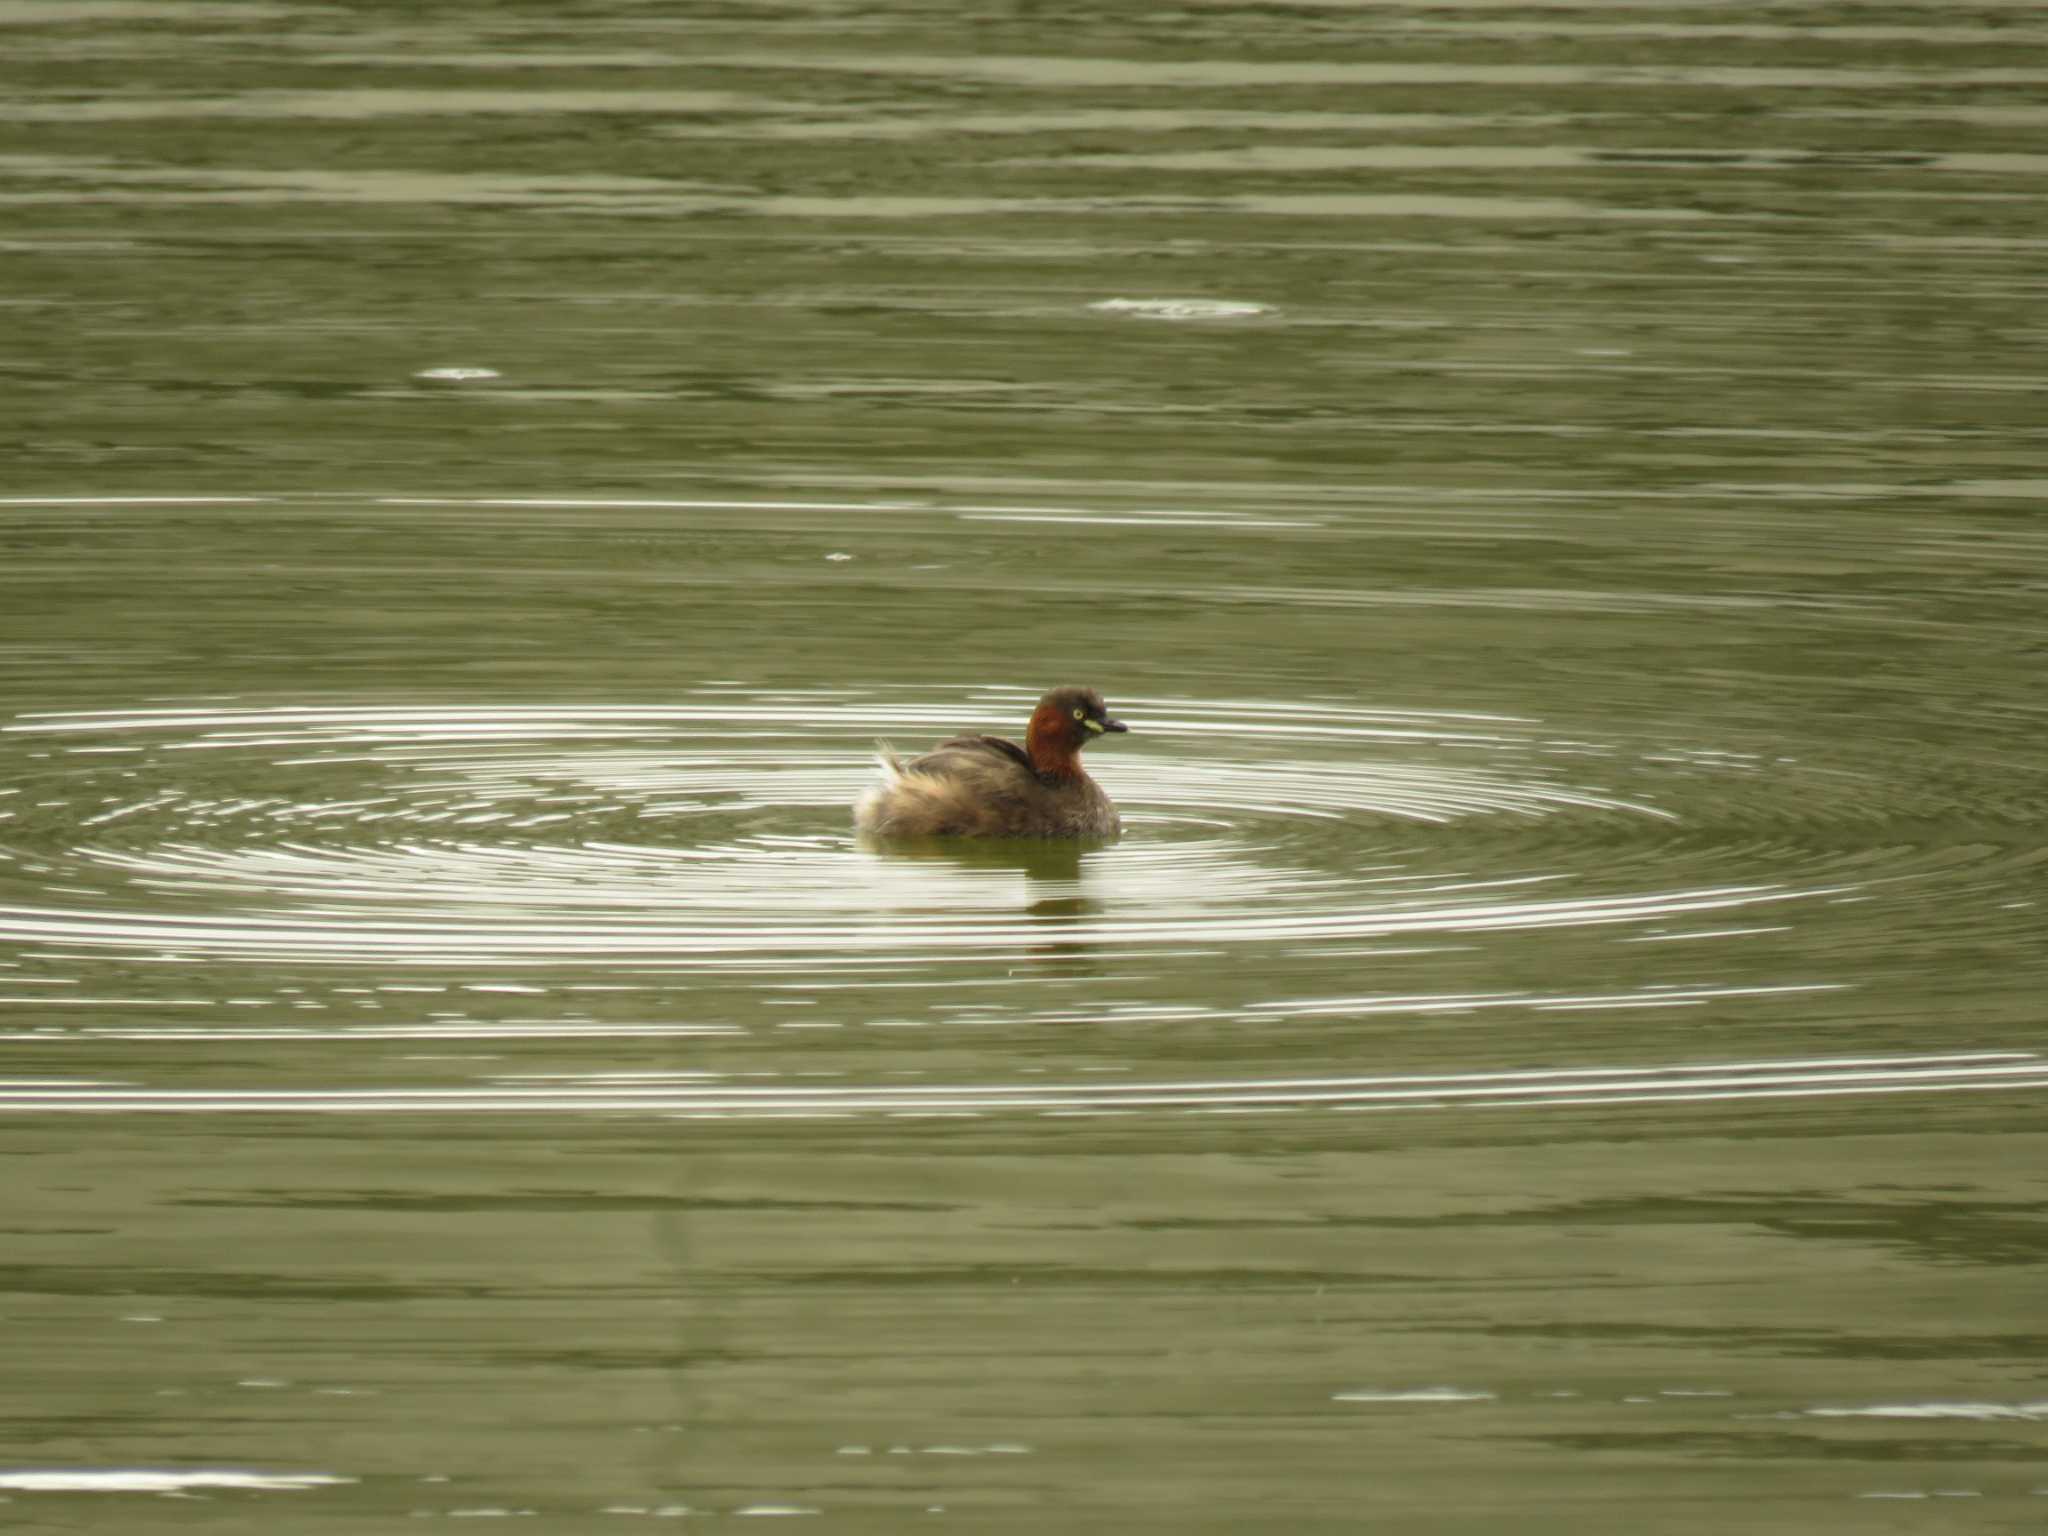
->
[[1024, 685, 1127, 780]]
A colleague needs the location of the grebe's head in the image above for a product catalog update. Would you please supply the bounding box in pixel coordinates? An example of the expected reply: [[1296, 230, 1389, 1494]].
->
[[1030, 685, 1128, 753]]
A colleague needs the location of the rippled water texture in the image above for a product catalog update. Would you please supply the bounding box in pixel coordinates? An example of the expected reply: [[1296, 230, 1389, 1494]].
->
[[3, 3, 2047, 1531]]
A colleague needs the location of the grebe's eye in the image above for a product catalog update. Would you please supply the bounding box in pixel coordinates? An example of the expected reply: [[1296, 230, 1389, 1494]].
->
[[1072, 707, 1085, 721]]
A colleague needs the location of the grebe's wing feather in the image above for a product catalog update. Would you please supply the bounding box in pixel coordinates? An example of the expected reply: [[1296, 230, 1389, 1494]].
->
[[857, 734, 1035, 837], [914, 734, 1032, 774]]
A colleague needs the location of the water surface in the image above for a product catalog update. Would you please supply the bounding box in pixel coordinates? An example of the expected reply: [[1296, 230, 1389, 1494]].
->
[[2, 3, 2045, 1529]]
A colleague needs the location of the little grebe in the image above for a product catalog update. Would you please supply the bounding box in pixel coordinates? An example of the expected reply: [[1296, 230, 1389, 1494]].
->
[[854, 686, 1129, 839]]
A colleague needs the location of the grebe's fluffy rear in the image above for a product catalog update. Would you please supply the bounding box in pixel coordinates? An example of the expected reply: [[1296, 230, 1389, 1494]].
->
[[854, 686, 1128, 839]]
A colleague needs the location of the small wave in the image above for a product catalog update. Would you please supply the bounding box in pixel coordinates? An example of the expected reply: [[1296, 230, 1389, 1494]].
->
[[1088, 297, 1272, 320], [1334, 1387, 1496, 1403], [1807, 1400, 2048, 1422], [0, 1051, 2034, 1117], [0, 1468, 352, 1493]]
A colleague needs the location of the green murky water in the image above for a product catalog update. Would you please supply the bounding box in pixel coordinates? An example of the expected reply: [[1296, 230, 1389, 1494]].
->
[[3, 3, 2046, 1529]]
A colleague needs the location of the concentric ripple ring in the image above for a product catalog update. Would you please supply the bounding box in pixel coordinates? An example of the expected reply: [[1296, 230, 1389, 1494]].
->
[[0, 693, 1832, 971]]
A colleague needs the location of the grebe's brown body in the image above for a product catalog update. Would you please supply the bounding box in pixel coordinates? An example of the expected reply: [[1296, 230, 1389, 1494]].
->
[[854, 686, 1128, 839]]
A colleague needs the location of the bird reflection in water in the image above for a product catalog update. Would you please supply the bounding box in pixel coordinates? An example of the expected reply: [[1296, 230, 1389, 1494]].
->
[[855, 834, 1112, 969]]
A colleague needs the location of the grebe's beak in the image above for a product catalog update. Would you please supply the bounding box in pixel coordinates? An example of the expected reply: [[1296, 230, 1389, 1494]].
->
[[1087, 715, 1128, 734]]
